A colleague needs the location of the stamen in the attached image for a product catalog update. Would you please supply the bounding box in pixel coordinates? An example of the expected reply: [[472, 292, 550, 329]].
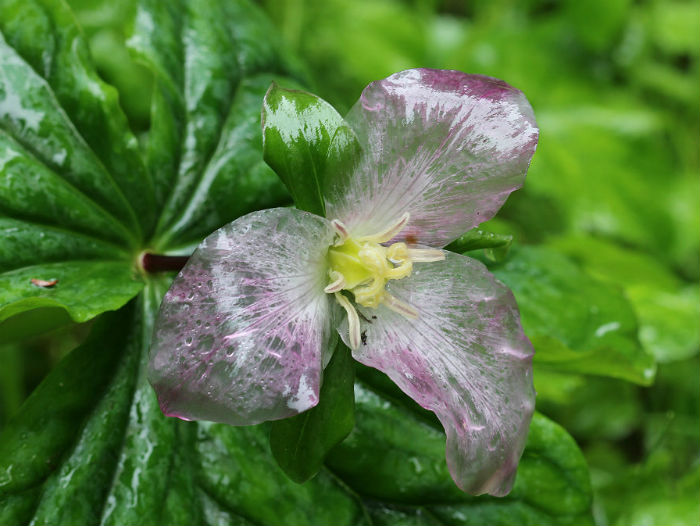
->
[[385, 259, 412, 280], [324, 270, 346, 293], [357, 212, 410, 244], [326, 212, 441, 321], [331, 219, 349, 245], [382, 292, 418, 319], [358, 246, 389, 274], [334, 292, 361, 350], [387, 242, 408, 263], [406, 248, 445, 263], [353, 278, 386, 307]]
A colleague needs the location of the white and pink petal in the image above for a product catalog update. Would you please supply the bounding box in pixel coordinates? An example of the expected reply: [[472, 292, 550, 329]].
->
[[338, 251, 535, 496], [324, 68, 539, 247], [148, 208, 336, 426]]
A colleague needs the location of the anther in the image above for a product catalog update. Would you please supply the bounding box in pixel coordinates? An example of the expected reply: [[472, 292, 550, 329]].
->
[[334, 292, 361, 350], [406, 248, 445, 263], [382, 292, 418, 319], [324, 270, 346, 293], [331, 219, 349, 245], [357, 212, 410, 244]]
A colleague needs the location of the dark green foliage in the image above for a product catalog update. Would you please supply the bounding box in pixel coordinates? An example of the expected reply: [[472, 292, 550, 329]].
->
[[0, 0, 697, 524], [270, 341, 356, 483], [0, 287, 594, 524]]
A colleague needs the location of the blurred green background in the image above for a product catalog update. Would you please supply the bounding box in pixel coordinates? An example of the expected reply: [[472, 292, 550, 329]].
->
[[1, 1, 698, 525]]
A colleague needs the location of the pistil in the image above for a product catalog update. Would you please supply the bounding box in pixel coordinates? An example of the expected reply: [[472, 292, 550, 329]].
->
[[324, 213, 445, 349]]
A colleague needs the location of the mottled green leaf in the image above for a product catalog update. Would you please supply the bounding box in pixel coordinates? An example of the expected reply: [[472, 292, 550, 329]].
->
[[0, 304, 137, 524], [0, 284, 594, 526], [0, 0, 154, 237], [126, 0, 305, 248], [0, 0, 152, 333], [490, 246, 656, 385], [0, 261, 143, 342], [262, 83, 360, 216], [270, 341, 355, 483], [0, 214, 143, 341], [159, 73, 297, 248]]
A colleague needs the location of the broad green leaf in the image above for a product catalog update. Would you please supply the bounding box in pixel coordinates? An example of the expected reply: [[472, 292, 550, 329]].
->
[[0, 304, 136, 517], [0, 0, 154, 237], [550, 235, 700, 362], [0, 0, 152, 333], [0, 2, 604, 525], [262, 83, 360, 216], [0, 286, 594, 526], [489, 246, 656, 385], [159, 73, 297, 248], [0, 261, 143, 342], [270, 341, 355, 483], [0, 195, 142, 340], [126, 0, 306, 248]]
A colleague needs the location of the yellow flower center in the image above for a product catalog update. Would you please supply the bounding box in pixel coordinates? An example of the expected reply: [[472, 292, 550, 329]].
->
[[324, 213, 444, 349], [327, 238, 413, 308]]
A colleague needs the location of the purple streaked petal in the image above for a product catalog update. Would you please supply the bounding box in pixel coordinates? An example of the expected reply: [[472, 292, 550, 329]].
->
[[338, 251, 535, 495], [148, 208, 336, 426], [325, 68, 539, 247]]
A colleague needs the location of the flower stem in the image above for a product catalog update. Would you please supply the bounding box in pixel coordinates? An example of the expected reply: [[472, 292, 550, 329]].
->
[[140, 253, 190, 273]]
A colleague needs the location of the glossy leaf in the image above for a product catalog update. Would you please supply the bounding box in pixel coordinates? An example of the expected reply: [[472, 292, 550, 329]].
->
[[262, 83, 360, 216], [127, 0, 306, 248], [489, 246, 656, 385], [0, 0, 150, 333], [0, 293, 593, 526], [0, 1, 606, 524], [550, 235, 700, 363], [0, 261, 143, 342], [270, 340, 355, 483], [0, 0, 154, 237]]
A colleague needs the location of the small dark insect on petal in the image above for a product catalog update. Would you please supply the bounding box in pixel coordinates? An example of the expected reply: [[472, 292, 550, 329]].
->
[[31, 278, 58, 288], [361, 331, 368, 346]]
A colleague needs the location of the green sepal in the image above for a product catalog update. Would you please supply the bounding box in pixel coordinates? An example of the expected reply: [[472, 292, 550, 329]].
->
[[446, 228, 514, 261], [262, 83, 360, 217], [270, 341, 356, 483]]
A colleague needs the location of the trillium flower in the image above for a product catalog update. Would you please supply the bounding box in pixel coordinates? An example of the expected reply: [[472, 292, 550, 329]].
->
[[148, 69, 539, 496]]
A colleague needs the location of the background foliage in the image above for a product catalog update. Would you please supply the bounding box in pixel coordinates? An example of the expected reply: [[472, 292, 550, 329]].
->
[[0, 0, 697, 525]]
